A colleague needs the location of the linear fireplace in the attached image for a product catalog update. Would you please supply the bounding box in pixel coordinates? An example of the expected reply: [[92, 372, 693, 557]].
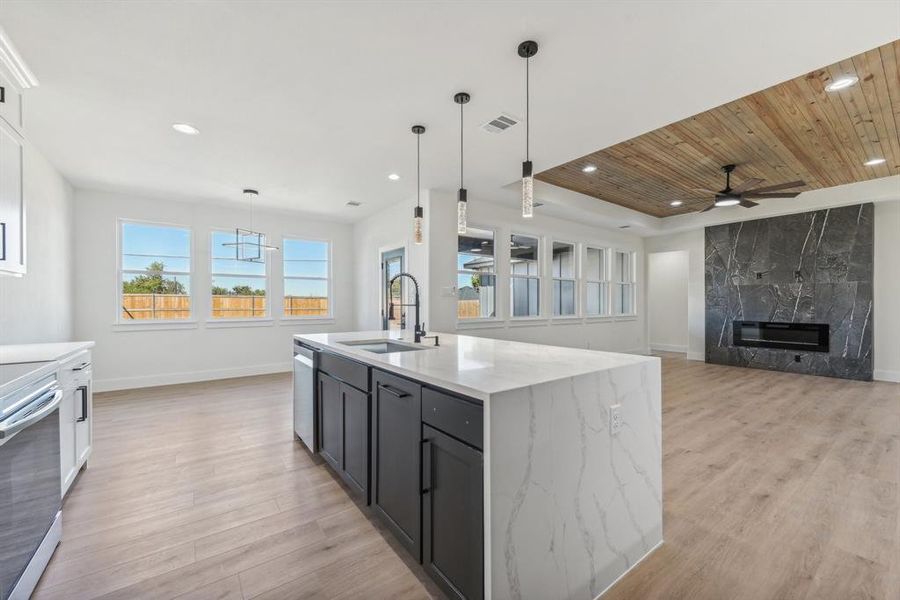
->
[[733, 321, 830, 353]]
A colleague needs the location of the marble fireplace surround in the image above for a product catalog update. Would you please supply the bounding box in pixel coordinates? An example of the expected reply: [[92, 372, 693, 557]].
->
[[705, 203, 874, 381]]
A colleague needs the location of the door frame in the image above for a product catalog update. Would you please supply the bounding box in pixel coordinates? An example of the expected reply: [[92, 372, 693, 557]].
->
[[379, 243, 407, 330]]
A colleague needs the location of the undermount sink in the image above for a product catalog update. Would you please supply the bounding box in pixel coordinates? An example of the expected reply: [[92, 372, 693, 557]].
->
[[339, 339, 432, 354]]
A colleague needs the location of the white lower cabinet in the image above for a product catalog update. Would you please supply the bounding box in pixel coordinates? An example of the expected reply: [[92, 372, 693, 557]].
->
[[59, 350, 93, 496]]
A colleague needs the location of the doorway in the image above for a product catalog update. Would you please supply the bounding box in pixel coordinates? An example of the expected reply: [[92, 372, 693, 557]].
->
[[381, 247, 405, 331], [647, 250, 689, 354]]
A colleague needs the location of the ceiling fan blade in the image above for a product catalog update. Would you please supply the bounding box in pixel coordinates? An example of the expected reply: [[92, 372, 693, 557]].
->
[[739, 199, 759, 208], [730, 178, 765, 194], [742, 192, 801, 199], [745, 180, 805, 194], [699, 204, 717, 213]]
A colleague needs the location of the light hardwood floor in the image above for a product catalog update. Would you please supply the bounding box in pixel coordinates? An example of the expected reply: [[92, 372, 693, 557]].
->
[[34, 355, 899, 599]]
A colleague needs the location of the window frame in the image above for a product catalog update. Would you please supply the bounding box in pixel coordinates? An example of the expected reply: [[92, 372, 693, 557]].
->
[[550, 239, 578, 318], [281, 235, 333, 321], [456, 225, 498, 323], [509, 232, 542, 319], [584, 245, 611, 318], [116, 218, 195, 325], [612, 248, 637, 317], [209, 227, 272, 321]]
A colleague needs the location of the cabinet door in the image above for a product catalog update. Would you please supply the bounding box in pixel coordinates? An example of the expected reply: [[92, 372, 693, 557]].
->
[[317, 371, 342, 471], [0, 119, 24, 275], [59, 386, 77, 496], [371, 369, 422, 559], [74, 378, 92, 466], [341, 383, 369, 500], [422, 424, 484, 600]]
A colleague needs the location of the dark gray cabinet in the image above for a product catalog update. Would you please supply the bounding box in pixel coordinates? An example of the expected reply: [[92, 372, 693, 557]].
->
[[422, 425, 484, 600], [317, 371, 342, 471], [342, 383, 369, 497], [371, 368, 422, 559]]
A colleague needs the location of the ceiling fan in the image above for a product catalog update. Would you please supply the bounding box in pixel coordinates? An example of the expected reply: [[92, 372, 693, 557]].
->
[[691, 164, 805, 212]]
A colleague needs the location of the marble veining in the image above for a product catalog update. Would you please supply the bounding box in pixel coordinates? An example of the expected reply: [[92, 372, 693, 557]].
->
[[705, 203, 874, 380]]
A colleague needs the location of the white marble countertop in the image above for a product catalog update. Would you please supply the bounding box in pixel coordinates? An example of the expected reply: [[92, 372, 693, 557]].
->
[[295, 330, 656, 401], [0, 341, 95, 365]]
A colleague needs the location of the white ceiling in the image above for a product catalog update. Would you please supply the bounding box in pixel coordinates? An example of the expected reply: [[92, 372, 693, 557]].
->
[[2, 1, 898, 223]]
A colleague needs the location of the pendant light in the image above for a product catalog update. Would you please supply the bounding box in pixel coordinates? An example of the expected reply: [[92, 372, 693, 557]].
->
[[518, 40, 538, 218], [222, 189, 278, 262], [412, 125, 426, 245], [454, 92, 471, 235]]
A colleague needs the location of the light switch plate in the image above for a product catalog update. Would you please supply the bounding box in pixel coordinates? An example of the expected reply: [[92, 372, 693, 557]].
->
[[609, 404, 623, 435]]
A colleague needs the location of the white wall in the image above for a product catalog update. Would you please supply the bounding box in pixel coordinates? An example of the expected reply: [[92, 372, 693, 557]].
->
[[73, 189, 355, 391], [0, 141, 74, 344], [352, 192, 430, 332], [424, 191, 648, 354], [647, 250, 689, 353]]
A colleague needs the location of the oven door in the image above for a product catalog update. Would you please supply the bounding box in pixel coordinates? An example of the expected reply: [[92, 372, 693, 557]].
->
[[0, 386, 62, 600]]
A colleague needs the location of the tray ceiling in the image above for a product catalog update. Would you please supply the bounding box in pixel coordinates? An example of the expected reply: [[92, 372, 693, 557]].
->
[[537, 40, 900, 218]]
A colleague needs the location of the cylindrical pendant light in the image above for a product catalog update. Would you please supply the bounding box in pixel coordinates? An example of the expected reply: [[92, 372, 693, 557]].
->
[[454, 92, 471, 235], [518, 40, 538, 218], [412, 125, 425, 245]]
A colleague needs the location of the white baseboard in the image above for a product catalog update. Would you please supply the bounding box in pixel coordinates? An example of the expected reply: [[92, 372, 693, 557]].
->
[[686, 351, 705, 361], [94, 361, 293, 392], [650, 343, 688, 353], [874, 369, 900, 383], [595, 539, 664, 599]]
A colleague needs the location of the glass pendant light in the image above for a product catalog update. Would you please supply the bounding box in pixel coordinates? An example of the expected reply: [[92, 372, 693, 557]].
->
[[518, 40, 538, 218], [454, 92, 471, 235], [412, 125, 425, 245]]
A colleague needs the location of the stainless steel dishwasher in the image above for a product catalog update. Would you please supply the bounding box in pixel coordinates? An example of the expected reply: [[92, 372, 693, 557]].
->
[[292, 342, 316, 453]]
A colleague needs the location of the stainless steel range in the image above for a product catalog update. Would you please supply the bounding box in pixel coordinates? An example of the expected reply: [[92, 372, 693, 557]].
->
[[0, 361, 63, 600]]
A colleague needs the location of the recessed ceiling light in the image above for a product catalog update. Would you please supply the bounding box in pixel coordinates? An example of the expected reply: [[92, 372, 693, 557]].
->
[[670, 200, 683, 207], [388, 173, 400, 181], [824, 75, 858, 92], [172, 123, 199, 135], [864, 158, 886, 166], [582, 165, 598, 173]]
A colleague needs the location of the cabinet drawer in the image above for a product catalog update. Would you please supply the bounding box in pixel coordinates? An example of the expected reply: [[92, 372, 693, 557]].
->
[[422, 388, 483, 450], [0, 70, 23, 134], [318, 351, 369, 391]]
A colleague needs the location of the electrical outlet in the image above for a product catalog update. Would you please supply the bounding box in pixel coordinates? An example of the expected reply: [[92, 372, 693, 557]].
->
[[609, 404, 623, 435]]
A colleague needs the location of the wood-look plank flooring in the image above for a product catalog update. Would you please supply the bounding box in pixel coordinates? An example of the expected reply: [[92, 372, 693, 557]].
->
[[34, 356, 899, 599]]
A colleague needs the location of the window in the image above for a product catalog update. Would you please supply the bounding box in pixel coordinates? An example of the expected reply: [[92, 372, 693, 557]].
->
[[211, 230, 268, 319], [585, 247, 609, 316], [551, 241, 576, 316], [510, 233, 540, 317], [119, 221, 192, 321], [613, 250, 636, 315], [457, 227, 496, 319], [283, 238, 330, 318]]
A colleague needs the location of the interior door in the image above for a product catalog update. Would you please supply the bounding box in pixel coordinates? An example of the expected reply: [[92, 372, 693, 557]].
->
[[381, 248, 404, 331]]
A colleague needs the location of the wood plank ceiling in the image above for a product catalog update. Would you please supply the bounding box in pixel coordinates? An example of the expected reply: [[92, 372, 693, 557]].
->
[[537, 39, 900, 217]]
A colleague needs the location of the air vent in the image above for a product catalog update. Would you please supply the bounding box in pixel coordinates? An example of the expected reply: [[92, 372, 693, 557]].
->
[[619, 225, 631, 229], [533, 202, 544, 208], [346, 201, 362, 207], [481, 113, 519, 134]]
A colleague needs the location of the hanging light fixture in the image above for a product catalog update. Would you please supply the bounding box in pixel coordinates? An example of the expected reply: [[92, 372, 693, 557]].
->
[[222, 189, 278, 262], [454, 92, 471, 234], [412, 125, 426, 245], [518, 40, 538, 218]]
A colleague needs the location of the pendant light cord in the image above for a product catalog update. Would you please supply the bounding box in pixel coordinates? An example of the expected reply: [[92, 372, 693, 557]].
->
[[416, 133, 421, 208], [525, 55, 530, 161], [460, 102, 464, 188]]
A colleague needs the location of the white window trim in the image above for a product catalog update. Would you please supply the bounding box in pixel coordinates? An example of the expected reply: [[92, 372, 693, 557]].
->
[[281, 235, 333, 320], [116, 218, 194, 326], [457, 225, 498, 323], [209, 228, 272, 321], [612, 248, 637, 317], [550, 239, 578, 317], [509, 232, 542, 319], [584, 245, 611, 318]]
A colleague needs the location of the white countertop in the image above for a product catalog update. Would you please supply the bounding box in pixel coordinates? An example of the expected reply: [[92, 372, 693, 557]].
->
[[0, 341, 95, 365], [295, 331, 656, 401]]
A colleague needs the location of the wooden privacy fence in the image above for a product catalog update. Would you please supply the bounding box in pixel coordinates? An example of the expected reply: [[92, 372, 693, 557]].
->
[[457, 300, 483, 319], [121, 294, 328, 319]]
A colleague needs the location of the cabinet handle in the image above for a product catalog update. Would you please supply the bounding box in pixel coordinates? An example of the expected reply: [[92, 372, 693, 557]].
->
[[378, 383, 410, 398], [76, 385, 88, 422], [72, 362, 91, 371], [421, 439, 432, 494], [0, 86, 5, 103]]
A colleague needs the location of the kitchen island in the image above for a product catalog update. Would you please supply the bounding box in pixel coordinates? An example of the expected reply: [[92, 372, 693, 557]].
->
[[294, 330, 662, 600]]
